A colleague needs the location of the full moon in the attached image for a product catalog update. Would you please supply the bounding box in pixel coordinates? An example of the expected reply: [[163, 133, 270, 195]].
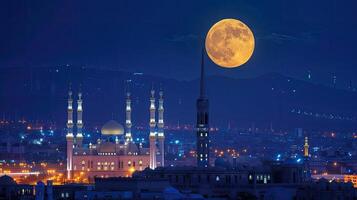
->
[[205, 18, 255, 68]]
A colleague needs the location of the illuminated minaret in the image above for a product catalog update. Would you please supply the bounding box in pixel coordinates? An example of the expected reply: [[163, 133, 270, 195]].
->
[[303, 136, 311, 181], [304, 136, 309, 157], [196, 48, 210, 168], [76, 90, 83, 148], [66, 87, 74, 180], [149, 88, 157, 169], [157, 89, 165, 167], [125, 91, 133, 142]]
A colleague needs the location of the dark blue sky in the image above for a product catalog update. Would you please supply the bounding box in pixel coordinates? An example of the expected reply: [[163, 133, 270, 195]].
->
[[1, 0, 357, 86]]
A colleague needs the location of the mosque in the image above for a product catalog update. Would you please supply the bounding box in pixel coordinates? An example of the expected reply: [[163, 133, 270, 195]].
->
[[65, 87, 165, 181]]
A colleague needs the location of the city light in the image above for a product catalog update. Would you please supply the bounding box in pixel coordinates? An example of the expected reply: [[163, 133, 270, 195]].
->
[[0, 3, 356, 199]]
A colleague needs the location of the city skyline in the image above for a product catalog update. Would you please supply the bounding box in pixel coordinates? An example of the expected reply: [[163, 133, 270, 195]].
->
[[0, 1, 356, 199]]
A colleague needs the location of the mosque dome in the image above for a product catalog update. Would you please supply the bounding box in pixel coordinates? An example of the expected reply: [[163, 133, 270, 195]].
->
[[101, 120, 124, 136], [0, 175, 17, 186], [214, 157, 231, 169]]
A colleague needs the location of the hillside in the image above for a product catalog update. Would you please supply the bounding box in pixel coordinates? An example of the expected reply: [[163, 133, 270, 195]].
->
[[0, 66, 356, 130]]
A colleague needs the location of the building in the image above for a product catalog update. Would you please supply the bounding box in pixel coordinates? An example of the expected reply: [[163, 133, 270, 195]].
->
[[0, 175, 33, 200], [304, 136, 309, 157], [33, 180, 89, 200], [66, 86, 165, 181], [133, 162, 356, 200], [196, 49, 210, 168], [87, 177, 204, 200], [295, 179, 356, 200], [32, 176, 204, 200], [133, 165, 300, 199]]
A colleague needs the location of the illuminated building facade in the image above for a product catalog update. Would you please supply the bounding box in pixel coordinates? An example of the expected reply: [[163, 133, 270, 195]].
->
[[304, 136, 309, 157], [303, 136, 311, 181], [196, 49, 210, 167], [66, 87, 165, 181]]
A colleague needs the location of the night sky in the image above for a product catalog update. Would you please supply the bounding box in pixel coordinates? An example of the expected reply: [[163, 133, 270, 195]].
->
[[1, 0, 357, 86]]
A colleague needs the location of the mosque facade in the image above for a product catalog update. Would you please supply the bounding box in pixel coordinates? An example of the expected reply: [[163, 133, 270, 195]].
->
[[65, 87, 165, 181]]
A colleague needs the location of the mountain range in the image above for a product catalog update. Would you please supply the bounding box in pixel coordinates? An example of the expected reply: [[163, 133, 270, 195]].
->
[[1, 66, 356, 131]]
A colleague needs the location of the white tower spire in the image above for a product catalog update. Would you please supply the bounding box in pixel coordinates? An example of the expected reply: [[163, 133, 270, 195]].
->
[[76, 89, 83, 148], [125, 91, 133, 142], [66, 85, 74, 180], [157, 89, 165, 167], [66, 87, 74, 137], [149, 88, 157, 169]]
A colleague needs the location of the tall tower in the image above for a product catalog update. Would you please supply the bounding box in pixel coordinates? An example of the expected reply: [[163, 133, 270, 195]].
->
[[76, 90, 83, 148], [125, 91, 133, 142], [303, 136, 311, 181], [149, 89, 157, 169], [304, 136, 309, 157], [66, 87, 74, 180], [157, 89, 165, 167], [196, 49, 210, 168]]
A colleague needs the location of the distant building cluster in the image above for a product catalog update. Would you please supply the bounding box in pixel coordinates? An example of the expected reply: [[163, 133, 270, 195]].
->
[[0, 164, 356, 200]]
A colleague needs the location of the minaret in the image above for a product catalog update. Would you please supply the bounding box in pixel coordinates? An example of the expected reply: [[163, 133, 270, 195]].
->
[[304, 136, 309, 157], [149, 88, 157, 169], [157, 89, 165, 167], [303, 136, 311, 181], [76, 90, 83, 148], [196, 48, 210, 168], [66, 87, 74, 180], [125, 91, 133, 142]]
